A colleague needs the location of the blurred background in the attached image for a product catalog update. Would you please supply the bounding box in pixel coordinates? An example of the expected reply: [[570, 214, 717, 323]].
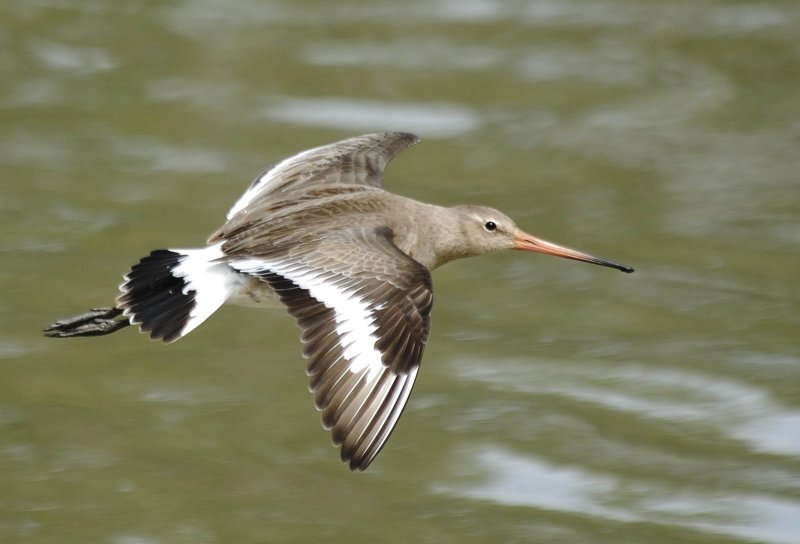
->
[[2, 1, 799, 543]]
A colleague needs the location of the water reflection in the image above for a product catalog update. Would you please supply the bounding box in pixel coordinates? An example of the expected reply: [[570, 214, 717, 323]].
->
[[303, 39, 646, 84], [435, 445, 800, 544], [160, 0, 797, 30], [111, 137, 228, 174], [28, 40, 114, 74], [453, 357, 800, 457], [262, 97, 481, 138]]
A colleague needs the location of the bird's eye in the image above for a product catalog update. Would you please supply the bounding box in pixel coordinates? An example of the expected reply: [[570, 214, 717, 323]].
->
[[484, 221, 497, 232]]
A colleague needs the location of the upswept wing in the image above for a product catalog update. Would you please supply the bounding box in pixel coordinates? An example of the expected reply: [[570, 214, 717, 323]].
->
[[226, 132, 419, 220]]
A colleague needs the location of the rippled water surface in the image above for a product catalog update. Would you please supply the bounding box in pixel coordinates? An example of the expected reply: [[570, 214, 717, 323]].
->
[[2, 1, 799, 543]]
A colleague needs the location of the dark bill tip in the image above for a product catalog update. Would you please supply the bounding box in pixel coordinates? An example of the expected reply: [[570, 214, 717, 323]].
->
[[513, 230, 634, 274]]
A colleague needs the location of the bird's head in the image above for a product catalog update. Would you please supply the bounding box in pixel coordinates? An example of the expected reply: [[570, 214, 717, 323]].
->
[[452, 205, 634, 273]]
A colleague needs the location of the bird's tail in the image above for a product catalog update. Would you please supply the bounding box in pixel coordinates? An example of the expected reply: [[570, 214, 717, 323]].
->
[[45, 243, 243, 343]]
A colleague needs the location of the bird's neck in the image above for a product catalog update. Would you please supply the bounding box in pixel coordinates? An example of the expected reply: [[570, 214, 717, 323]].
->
[[387, 201, 469, 270]]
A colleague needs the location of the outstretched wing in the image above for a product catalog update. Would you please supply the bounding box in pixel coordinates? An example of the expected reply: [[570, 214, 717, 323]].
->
[[226, 132, 419, 220], [229, 227, 432, 470]]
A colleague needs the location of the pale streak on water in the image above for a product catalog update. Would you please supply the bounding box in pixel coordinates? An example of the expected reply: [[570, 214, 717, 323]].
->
[[436, 446, 800, 544], [453, 357, 800, 457], [2, 0, 799, 543], [262, 97, 481, 138], [432, 355, 800, 543]]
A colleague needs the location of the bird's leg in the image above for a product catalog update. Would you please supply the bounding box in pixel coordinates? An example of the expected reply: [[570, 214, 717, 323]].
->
[[44, 307, 131, 338]]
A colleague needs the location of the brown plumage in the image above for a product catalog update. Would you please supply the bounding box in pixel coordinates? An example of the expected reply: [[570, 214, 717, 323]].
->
[[45, 132, 633, 470]]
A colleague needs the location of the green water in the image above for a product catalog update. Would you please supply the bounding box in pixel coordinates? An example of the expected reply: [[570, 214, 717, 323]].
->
[[2, 1, 799, 543]]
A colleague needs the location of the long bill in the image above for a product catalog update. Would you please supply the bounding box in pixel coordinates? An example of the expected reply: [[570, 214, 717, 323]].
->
[[513, 230, 634, 273]]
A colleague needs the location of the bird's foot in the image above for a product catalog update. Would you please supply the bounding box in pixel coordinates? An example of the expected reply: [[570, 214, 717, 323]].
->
[[44, 307, 131, 338]]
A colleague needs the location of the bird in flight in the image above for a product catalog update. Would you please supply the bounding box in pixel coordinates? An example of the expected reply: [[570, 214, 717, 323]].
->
[[45, 132, 633, 470]]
